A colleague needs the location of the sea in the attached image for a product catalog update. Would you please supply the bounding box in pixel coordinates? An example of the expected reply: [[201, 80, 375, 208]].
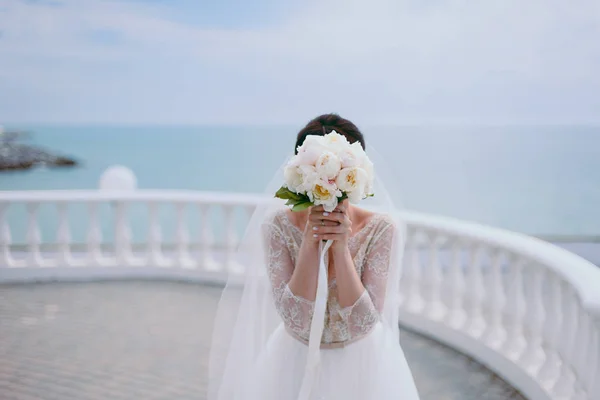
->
[[1, 125, 600, 249]]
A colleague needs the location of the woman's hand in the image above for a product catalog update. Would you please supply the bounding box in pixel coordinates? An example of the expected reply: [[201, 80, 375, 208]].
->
[[305, 202, 352, 249]]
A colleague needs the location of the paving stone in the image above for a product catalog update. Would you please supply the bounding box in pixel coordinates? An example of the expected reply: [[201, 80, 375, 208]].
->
[[0, 281, 526, 400]]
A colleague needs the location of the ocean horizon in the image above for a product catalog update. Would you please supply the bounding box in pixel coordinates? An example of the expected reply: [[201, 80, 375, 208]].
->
[[1, 124, 600, 243]]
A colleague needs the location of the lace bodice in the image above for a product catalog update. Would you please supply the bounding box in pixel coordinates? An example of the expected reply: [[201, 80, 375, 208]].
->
[[262, 209, 395, 348]]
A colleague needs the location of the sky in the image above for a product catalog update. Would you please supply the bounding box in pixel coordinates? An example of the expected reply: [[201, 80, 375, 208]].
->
[[1, 0, 599, 125]]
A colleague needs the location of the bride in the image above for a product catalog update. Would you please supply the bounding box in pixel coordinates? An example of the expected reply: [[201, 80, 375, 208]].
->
[[208, 114, 421, 400]]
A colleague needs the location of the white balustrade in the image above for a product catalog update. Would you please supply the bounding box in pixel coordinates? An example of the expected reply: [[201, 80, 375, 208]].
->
[[422, 232, 445, 320], [56, 202, 72, 266], [538, 275, 563, 388], [402, 229, 424, 313], [444, 239, 466, 329], [86, 202, 103, 265], [482, 249, 507, 348], [464, 244, 486, 338], [503, 257, 528, 360], [146, 202, 164, 266], [26, 203, 43, 266], [199, 204, 218, 272], [1, 167, 600, 400], [0, 202, 12, 266], [520, 264, 546, 374], [175, 202, 194, 268]]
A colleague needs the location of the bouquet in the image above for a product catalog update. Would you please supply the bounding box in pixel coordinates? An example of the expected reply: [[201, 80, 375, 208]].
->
[[275, 131, 374, 212]]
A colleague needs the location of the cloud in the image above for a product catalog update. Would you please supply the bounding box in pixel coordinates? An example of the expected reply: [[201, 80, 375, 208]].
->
[[0, 0, 599, 124]]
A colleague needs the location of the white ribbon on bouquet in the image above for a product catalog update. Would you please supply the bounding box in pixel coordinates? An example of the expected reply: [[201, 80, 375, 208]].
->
[[297, 239, 333, 400]]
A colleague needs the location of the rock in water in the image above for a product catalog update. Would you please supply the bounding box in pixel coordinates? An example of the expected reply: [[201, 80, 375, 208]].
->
[[0, 128, 79, 171]]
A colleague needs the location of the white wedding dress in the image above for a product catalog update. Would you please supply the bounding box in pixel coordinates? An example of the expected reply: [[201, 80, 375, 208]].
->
[[208, 148, 421, 400], [236, 210, 421, 400]]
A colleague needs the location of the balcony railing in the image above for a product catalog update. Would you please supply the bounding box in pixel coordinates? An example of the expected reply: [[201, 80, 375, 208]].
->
[[1, 167, 599, 400]]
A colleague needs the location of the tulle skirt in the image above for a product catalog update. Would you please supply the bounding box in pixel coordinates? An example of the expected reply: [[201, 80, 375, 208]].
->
[[241, 322, 421, 400]]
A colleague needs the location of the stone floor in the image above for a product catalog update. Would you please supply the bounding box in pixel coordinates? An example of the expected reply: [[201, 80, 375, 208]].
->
[[0, 281, 526, 400]]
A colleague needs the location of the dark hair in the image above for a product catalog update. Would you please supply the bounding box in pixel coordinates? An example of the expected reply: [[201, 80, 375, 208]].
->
[[295, 113, 365, 154]]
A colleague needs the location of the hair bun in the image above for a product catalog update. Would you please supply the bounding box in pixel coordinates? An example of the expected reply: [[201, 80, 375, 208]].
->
[[294, 113, 366, 154]]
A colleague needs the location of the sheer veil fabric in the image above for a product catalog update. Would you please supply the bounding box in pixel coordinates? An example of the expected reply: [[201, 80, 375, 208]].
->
[[207, 145, 421, 400]]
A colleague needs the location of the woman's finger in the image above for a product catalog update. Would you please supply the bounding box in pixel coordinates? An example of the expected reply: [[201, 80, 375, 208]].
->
[[319, 211, 345, 223], [334, 204, 347, 213], [313, 225, 346, 235], [318, 233, 347, 241], [309, 220, 338, 229], [308, 213, 340, 223]]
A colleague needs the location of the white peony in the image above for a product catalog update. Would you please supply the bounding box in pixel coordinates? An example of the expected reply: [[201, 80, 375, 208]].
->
[[315, 151, 341, 180], [336, 167, 368, 203], [360, 155, 375, 195], [295, 135, 327, 165], [284, 163, 318, 193], [308, 179, 342, 212], [322, 130, 349, 154], [338, 141, 366, 168]]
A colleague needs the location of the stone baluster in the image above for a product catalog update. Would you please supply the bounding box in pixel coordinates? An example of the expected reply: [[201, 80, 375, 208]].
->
[[482, 249, 507, 349], [199, 204, 218, 271], [502, 257, 527, 360], [444, 238, 466, 329], [26, 203, 43, 266], [147, 202, 164, 266], [56, 202, 72, 265], [580, 313, 598, 398], [223, 205, 241, 274], [519, 264, 547, 375], [423, 231, 445, 320], [571, 309, 590, 399], [464, 244, 486, 338], [87, 202, 103, 264], [175, 202, 193, 268], [0, 202, 12, 266], [113, 201, 131, 265], [404, 229, 424, 313], [538, 274, 564, 388], [552, 285, 579, 398]]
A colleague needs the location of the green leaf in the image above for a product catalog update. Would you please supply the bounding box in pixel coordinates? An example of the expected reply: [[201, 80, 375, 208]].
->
[[291, 201, 313, 212], [275, 186, 302, 201]]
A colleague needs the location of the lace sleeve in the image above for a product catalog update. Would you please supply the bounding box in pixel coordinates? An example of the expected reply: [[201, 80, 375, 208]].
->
[[262, 218, 314, 339], [339, 220, 394, 340]]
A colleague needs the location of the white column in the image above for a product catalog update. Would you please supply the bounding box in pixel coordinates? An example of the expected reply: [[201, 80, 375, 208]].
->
[[26, 203, 43, 266], [0, 202, 13, 267], [502, 257, 527, 360], [571, 309, 590, 400], [552, 285, 579, 398], [482, 249, 507, 349], [199, 204, 218, 271], [114, 201, 131, 265], [538, 274, 564, 388], [147, 202, 164, 266], [404, 229, 424, 313], [519, 264, 547, 375], [175, 202, 194, 268], [579, 312, 596, 397], [87, 202, 103, 265], [56, 202, 72, 266], [464, 244, 486, 338], [223, 205, 242, 274], [444, 239, 466, 329], [423, 231, 445, 320]]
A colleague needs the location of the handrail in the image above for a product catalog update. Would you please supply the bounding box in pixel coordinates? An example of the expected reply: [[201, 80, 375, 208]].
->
[[1, 175, 599, 400], [402, 211, 600, 317]]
